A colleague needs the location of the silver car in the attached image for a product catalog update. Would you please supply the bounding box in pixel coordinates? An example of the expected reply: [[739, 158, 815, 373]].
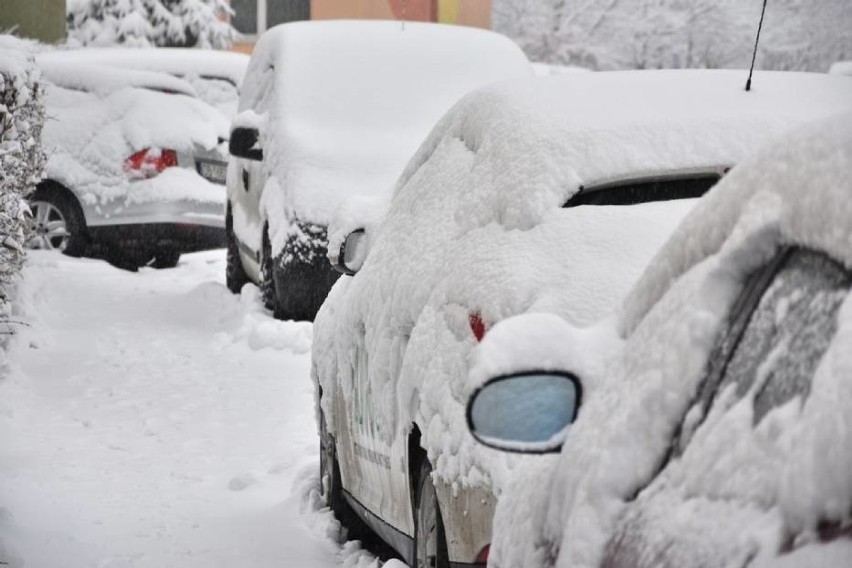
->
[[28, 56, 233, 269]]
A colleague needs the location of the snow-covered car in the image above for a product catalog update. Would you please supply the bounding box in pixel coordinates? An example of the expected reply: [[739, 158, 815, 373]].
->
[[829, 60, 852, 77], [36, 48, 249, 118], [314, 70, 852, 568], [224, 20, 533, 320], [28, 60, 230, 269], [466, 114, 852, 568]]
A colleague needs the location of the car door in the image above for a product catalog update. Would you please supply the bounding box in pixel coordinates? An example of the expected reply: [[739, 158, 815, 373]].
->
[[603, 246, 852, 567]]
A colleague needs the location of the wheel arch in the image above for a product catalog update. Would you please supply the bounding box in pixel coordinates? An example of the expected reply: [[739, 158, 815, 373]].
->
[[407, 423, 427, 514], [33, 179, 87, 222]]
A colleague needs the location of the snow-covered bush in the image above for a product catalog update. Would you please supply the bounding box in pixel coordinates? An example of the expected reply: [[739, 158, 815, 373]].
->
[[67, 0, 237, 49], [0, 36, 45, 322], [494, 0, 851, 72]]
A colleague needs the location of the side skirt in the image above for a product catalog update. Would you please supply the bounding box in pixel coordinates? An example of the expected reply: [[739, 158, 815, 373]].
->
[[342, 489, 414, 565]]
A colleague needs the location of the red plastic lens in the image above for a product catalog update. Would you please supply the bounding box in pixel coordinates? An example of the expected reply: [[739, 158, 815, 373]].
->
[[124, 148, 178, 179], [469, 312, 486, 342], [475, 544, 490, 565]]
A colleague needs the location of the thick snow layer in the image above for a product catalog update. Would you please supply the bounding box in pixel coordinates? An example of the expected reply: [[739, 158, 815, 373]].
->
[[37, 48, 248, 117], [0, 251, 389, 568], [484, 115, 852, 568], [38, 47, 248, 88], [37, 57, 198, 97], [394, 70, 852, 233], [315, 71, 852, 502], [234, 19, 532, 253], [42, 82, 229, 206]]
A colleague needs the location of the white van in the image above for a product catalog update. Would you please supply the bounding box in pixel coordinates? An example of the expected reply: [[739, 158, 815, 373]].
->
[[225, 20, 532, 320]]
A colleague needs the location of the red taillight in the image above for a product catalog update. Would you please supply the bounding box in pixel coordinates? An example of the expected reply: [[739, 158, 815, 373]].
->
[[475, 544, 490, 565], [124, 148, 178, 179], [469, 312, 486, 342]]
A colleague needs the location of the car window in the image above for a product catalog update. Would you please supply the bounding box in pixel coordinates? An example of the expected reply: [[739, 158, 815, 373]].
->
[[670, 248, 851, 459], [722, 249, 851, 424], [564, 175, 719, 207]]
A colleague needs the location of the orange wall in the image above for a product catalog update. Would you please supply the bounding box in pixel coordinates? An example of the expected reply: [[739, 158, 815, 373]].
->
[[311, 0, 489, 28], [230, 0, 491, 53]]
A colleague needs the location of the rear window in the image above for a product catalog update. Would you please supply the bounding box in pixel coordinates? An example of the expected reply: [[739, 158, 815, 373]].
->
[[564, 175, 720, 207]]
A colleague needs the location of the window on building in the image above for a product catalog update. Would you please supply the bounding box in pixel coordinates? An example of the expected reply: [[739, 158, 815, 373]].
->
[[230, 0, 310, 38]]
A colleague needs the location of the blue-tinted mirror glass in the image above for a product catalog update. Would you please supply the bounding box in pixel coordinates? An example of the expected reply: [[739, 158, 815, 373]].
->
[[469, 374, 578, 452]]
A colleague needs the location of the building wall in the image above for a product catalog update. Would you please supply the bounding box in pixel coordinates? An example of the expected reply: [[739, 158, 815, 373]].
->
[[231, 0, 490, 52], [0, 0, 67, 43], [312, 0, 489, 28]]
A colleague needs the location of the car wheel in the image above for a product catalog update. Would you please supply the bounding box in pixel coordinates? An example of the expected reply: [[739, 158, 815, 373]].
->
[[414, 459, 450, 568], [151, 249, 180, 269], [260, 228, 277, 312], [27, 183, 87, 257], [225, 207, 249, 293]]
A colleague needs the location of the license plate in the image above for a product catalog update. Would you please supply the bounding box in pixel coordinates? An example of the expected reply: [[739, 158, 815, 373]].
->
[[197, 159, 228, 185]]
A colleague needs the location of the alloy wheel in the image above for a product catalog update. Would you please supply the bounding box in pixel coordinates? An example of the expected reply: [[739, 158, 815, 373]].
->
[[28, 201, 70, 250]]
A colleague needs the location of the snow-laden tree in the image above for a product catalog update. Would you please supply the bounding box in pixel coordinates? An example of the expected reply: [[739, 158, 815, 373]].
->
[[493, 0, 851, 72], [67, 0, 237, 49], [0, 35, 45, 324]]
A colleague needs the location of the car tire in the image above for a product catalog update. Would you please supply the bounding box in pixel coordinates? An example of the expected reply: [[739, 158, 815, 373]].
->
[[225, 207, 249, 294], [413, 458, 450, 568], [319, 413, 348, 521], [260, 228, 277, 313], [27, 182, 87, 257], [151, 249, 180, 269]]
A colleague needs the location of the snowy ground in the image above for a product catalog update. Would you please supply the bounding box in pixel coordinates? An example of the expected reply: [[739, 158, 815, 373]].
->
[[0, 250, 395, 568]]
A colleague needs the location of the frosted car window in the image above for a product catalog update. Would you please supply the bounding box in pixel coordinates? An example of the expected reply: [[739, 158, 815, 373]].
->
[[721, 249, 850, 425], [564, 175, 718, 207]]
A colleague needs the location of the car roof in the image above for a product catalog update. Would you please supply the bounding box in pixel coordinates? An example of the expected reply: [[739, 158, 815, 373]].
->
[[396, 70, 852, 225], [37, 48, 249, 88], [619, 111, 852, 337], [37, 56, 198, 97]]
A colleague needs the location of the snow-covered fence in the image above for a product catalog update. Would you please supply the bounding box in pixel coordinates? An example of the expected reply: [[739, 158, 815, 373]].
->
[[67, 0, 237, 49], [0, 36, 45, 326]]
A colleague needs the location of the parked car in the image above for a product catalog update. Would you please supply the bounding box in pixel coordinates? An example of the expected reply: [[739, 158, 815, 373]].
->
[[466, 113, 852, 568], [314, 70, 852, 568], [224, 20, 533, 320], [36, 48, 249, 118], [28, 60, 230, 269]]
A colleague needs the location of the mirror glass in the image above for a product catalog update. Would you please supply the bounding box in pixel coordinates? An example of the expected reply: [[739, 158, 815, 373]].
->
[[229, 127, 263, 161], [468, 373, 579, 453], [341, 230, 368, 274]]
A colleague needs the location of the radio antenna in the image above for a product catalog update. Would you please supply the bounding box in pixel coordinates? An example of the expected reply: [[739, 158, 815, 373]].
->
[[746, 0, 769, 91]]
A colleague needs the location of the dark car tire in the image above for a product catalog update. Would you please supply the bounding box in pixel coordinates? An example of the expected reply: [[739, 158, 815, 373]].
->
[[28, 182, 88, 257], [225, 208, 249, 294], [319, 413, 349, 521], [271, 250, 341, 322], [413, 459, 450, 568], [151, 249, 180, 269], [260, 228, 277, 312]]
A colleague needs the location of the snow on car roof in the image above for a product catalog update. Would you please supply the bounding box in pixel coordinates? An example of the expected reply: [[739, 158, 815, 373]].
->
[[240, 20, 533, 225], [397, 69, 852, 231], [37, 56, 198, 97], [620, 111, 852, 337], [43, 82, 229, 204], [37, 47, 249, 88]]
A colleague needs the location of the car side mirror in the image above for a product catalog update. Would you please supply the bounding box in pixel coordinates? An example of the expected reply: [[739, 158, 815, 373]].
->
[[331, 229, 367, 276], [466, 371, 582, 454], [229, 127, 263, 161]]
